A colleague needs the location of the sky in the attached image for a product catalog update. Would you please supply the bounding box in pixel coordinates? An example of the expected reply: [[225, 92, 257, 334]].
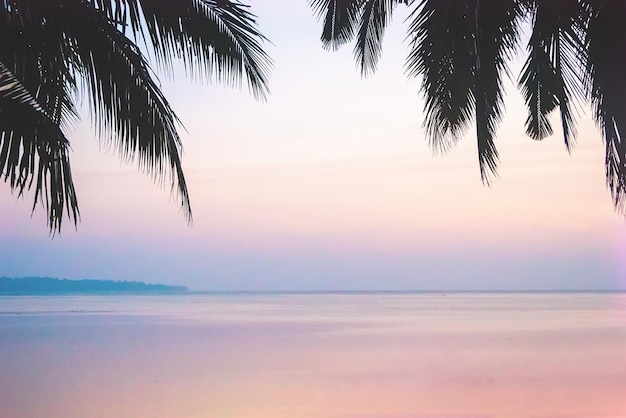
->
[[0, 1, 624, 291]]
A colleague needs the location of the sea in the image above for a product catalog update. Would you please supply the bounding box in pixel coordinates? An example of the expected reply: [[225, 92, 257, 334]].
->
[[1, 292, 625, 418]]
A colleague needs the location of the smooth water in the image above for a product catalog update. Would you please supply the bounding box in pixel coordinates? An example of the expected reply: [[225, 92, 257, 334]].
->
[[1, 293, 625, 418]]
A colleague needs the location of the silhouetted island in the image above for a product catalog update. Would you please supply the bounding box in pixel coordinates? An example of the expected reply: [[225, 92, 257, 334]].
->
[[0, 277, 188, 294]]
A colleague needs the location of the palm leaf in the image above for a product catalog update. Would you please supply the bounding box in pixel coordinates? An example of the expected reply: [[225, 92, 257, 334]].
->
[[0, 0, 79, 131], [0, 60, 79, 233], [472, 0, 522, 183], [1, 0, 192, 223], [54, 0, 193, 222], [310, 0, 364, 50], [3, 0, 274, 232], [406, 0, 520, 182], [117, 0, 272, 100], [353, 0, 398, 76], [518, 0, 584, 150], [584, 0, 626, 213], [406, 0, 477, 153]]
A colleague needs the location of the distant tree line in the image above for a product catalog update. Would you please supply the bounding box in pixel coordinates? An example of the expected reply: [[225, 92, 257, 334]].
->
[[0, 277, 188, 294]]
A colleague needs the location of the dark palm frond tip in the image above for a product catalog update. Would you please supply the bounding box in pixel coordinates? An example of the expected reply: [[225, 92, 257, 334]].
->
[[354, 0, 399, 76], [472, 0, 523, 184], [1, 0, 272, 232], [583, 0, 626, 215], [518, 0, 585, 151], [310, 0, 364, 51], [123, 0, 273, 101], [405, 0, 521, 183], [0, 61, 79, 233], [192, 0, 273, 100], [64, 7, 193, 222], [312, 0, 626, 215], [405, 0, 476, 154], [309, 0, 400, 76]]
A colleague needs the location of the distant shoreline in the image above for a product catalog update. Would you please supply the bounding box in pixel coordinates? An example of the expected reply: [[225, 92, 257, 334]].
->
[[1, 277, 623, 296], [0, 277, 188, 295]]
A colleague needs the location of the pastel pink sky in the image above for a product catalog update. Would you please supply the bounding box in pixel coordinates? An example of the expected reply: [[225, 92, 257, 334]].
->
[[0, 1, 624, 290]]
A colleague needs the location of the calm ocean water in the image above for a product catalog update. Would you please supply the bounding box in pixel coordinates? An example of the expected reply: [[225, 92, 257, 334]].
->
[[1, 292, 625, 418]]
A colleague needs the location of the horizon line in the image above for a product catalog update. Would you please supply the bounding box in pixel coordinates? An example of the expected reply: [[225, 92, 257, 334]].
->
[[189, 289, 626, 294]]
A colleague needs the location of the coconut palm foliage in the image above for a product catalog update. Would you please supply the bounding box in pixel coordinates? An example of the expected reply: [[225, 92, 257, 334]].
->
[[311, 0, 626, 212], [0, 0, 271, 232]]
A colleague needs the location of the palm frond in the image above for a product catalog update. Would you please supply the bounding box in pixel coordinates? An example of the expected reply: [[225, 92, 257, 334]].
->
[[584, 0, 626, 213], [0, 60, 79, 233], [310, 0, 364, 50], [406, 0, 521, 181], [472, 0, 522, 183], [405, 0, 476, 153], [519, 44, 557, 140], [117, 0, 272, 100], [2, 0, 193, 223], [2, 0, 274, 232], [518, 0, 585, 150], [56, 1, 193, 222], [0, 0, 79, 131], [353, 0, 398, 76]]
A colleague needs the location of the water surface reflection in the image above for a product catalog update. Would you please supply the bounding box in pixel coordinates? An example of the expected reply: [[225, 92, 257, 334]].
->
[[1, 293, 625, 418]]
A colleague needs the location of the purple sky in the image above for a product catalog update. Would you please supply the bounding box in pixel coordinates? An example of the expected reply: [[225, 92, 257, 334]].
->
[[1, 1, 624, 291]]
